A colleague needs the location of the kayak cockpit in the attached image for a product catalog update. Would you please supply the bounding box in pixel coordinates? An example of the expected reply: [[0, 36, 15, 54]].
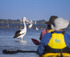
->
[[39, 53, 70, 57]]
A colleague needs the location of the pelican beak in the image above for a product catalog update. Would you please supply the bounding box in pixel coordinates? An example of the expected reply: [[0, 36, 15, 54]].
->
[[25, 18, 32, 24]]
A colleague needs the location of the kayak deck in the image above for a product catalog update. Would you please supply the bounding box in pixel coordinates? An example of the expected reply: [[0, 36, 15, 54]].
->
[[39, 53, 70, 57]]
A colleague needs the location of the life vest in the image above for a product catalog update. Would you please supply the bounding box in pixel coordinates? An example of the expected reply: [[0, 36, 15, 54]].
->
[[48, 29, 54, 33], [48, 32, 66, 49]]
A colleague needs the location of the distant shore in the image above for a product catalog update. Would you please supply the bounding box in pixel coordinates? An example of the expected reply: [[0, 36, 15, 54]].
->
[[0, 19, 46, 24], [0, 19, 70, 29]]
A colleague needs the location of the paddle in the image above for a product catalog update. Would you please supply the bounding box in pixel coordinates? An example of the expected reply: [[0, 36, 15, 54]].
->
[[3, 49, 37, 54], [31, 38, 40, 45]]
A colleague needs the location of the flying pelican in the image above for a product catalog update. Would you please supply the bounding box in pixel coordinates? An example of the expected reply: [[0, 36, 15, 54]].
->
[[13, 17, 31, 41], [28, 20, 33, 28]]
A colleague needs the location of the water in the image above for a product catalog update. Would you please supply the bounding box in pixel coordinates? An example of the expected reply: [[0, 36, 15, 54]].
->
[[0, 27, 42, 57], [0, 27, 70, 57]]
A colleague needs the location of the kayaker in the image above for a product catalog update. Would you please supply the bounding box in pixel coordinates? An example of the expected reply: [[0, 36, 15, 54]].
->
[[32, 16, 58, 45], [37, 17, 70, 56], [40, 16, 58, 40]]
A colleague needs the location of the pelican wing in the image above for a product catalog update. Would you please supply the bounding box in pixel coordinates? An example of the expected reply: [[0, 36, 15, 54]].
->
[[13, 30, 25, 38]]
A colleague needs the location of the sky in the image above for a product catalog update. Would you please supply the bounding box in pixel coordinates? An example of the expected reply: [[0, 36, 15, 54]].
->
[[0, 0, 70, 21]]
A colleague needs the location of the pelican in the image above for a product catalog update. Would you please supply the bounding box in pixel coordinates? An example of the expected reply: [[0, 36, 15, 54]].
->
[[35, 21, 37, 24], [13, 17, 31, 41], [28, 20, 33, 28], [36, 27, 39, 30], [34, 21, 39, 30]]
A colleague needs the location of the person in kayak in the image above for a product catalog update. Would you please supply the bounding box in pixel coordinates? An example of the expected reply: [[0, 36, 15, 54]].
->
[[39, 16, 58, 40], [32, 16, 58, 45], [37, 17, 70, 56]]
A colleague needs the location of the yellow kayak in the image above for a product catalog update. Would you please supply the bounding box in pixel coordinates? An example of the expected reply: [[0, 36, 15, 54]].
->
[[39, 53, 70, 57]]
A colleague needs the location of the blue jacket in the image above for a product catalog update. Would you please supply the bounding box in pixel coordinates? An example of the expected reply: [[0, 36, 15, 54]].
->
[[37, 31, 70, 55]]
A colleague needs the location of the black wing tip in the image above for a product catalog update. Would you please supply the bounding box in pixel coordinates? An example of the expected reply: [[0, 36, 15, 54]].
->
[[13, 36, 17, 38]]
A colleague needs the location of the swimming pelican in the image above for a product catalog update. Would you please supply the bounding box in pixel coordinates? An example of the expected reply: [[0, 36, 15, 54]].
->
[[28, 20, 33, 28], [36, 27, 39, 30], [13, 17, 31, 41]]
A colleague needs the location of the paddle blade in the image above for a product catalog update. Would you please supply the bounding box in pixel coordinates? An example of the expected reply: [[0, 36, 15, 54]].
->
[[3, 49, 18, 54], [3, 49, 37, 54], [31, 38, 40, 45]]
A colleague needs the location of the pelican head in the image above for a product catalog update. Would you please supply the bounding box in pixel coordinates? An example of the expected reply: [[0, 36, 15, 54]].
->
[[22, 17, 32, 24]]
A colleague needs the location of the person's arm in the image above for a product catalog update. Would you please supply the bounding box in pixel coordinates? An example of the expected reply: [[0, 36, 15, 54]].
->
[[66, 34, 70, 48], [37, 41, 45, 55], [39, 29, 48, 40], [37, 33, 51, 55], [64, 33, 70, 48]]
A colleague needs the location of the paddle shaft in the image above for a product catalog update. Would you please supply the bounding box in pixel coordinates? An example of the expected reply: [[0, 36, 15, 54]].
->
[[18, 50, 37, 53], [3, 49, 37, 54]]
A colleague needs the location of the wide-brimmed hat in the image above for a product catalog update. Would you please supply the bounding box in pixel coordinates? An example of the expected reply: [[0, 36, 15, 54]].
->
[[45, 16, 58, 25], [51, 17, 69, 30]]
